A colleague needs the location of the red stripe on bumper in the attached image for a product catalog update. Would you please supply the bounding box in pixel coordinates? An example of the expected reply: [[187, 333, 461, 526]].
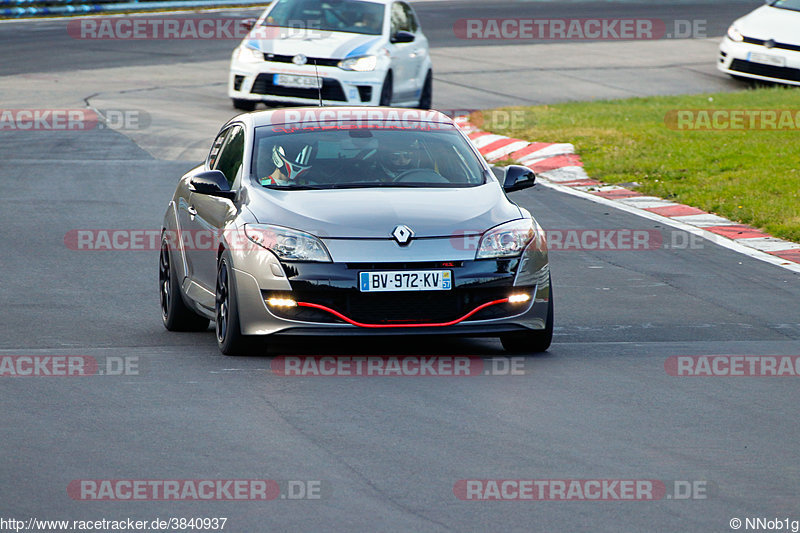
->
[[296, 298, 511, 328]]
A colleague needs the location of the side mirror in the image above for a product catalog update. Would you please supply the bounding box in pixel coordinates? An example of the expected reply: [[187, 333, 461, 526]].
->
[[240, 18, 256, 32], [391, 30, 415, 44], [501, 165, 536, 193], [190, 170, 235, 200]]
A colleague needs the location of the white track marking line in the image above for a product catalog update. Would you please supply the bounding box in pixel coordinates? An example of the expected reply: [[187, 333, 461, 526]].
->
[[534, 178, 800, 274]]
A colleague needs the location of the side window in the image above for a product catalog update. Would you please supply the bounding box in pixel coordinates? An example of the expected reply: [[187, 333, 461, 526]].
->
[[213, 125, 245, 186], [207, 128, 229, 169], [401, 3, 418, 33], [390, 2, 409, 34]]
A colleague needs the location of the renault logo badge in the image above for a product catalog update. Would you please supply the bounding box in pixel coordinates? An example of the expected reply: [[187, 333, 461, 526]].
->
[[392, 225, 414, 245]]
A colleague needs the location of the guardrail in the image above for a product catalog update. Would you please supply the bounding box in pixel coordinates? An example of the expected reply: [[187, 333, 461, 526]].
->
[[1, 0, 268, 18]]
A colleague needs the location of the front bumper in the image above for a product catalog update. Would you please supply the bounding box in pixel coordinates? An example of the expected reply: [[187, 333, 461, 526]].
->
[[230, 246, 550, 337], [718, 37, 800, 86], [229, 57, 385, 106]]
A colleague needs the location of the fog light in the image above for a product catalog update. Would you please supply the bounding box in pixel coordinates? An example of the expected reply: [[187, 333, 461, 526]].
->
[[508, 294, 531, 304], [267, 298, 297, 307]]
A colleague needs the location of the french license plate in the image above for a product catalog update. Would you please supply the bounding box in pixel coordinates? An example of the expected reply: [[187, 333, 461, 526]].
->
[[748, 52, 786, 68], [359, 270, 452, 292], [274, 74, 322, 89]]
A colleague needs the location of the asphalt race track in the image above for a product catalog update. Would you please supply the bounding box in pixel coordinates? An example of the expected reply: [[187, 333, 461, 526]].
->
[[2, 1, 799, 531]]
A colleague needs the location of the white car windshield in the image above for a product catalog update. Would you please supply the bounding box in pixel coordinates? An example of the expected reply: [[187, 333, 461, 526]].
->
[[252, 124, 488, 189], [771, 0, 800, 11], [262, 0, 385, 36]]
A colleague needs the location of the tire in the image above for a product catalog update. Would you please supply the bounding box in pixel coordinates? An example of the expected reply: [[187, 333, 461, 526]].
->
[[159, 240, 209, 332], [379, 72, 393, 106], [417, 70, 432, 110], [215, 253, 259, 356], [500, 278, 554, 354], [232, 98, 257, 111]]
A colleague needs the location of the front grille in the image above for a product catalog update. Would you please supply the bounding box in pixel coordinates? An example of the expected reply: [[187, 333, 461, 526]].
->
[[345, 261, 464, 270], [251, 74, 347, 101], [262, 53, 340, 67], [742, 36, 800, 53], [729, 59, 800, 82], [265, 287, 519, 325]]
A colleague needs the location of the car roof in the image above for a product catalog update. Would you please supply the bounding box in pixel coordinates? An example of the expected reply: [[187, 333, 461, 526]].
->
[[243, 107, 456, 128]]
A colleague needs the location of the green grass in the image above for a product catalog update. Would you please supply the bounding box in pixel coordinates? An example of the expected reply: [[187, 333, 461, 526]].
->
[[480, 87, 800, 243]]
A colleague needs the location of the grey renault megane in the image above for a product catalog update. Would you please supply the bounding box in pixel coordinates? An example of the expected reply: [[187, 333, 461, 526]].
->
[[159, 107, 552, 355]]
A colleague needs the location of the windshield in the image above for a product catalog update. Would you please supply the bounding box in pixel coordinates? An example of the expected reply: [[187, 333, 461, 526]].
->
[[252, 124, 488, 189], [262, 0, 385, 36], [770, 0, 800, 11]]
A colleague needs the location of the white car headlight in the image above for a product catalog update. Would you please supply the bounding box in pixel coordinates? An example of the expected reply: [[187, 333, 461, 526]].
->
[[338, 55, 378, 72], [236, 45, 264, 63], [244, 224, 331, 262], [727, 25, 744, 42], [476, 219, 537, 260]]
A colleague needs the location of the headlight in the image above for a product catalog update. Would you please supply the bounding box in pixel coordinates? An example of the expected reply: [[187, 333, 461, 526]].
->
[[236, 45, 264, 63], [244, 224, 331, 262], [338, 55, 377, 72], [727, 25, 743, 42], [476, 219, 536, 259]]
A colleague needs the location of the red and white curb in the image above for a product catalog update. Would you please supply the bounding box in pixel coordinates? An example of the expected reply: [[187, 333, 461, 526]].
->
[[455, 116, 800, 273]]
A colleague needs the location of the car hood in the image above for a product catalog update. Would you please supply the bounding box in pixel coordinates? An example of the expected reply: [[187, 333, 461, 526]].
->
[[248, 183, 523, 239], [736, 5, 800, 42], [245, 30, 383, 60]]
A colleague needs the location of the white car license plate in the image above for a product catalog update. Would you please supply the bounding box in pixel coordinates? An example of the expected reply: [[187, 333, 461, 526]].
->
[[274, 74, 322, 89], [359, 270, 452, 292], [748, 52, 786, 68]]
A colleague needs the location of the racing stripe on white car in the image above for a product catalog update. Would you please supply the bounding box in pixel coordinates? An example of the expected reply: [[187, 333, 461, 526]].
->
[[455, 115, 800, 270]]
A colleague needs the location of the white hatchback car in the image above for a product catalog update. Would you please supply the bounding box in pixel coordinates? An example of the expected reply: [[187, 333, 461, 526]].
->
[[228, 0, 432, 110], [718, 0, 800, 86]]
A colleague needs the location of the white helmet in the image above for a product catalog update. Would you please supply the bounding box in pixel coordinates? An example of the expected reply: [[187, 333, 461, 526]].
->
[[272, 144, 313, 181]]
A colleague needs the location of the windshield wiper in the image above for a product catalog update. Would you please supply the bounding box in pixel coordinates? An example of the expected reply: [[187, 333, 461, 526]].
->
[[329, 182, 384, 189], [263, 184, 327, 190]]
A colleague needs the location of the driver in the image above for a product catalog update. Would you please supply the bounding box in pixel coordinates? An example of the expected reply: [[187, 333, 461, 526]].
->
[[261, 144, 313, 186], [378, 139, 420, 180], [353, 10, 378, 30]]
